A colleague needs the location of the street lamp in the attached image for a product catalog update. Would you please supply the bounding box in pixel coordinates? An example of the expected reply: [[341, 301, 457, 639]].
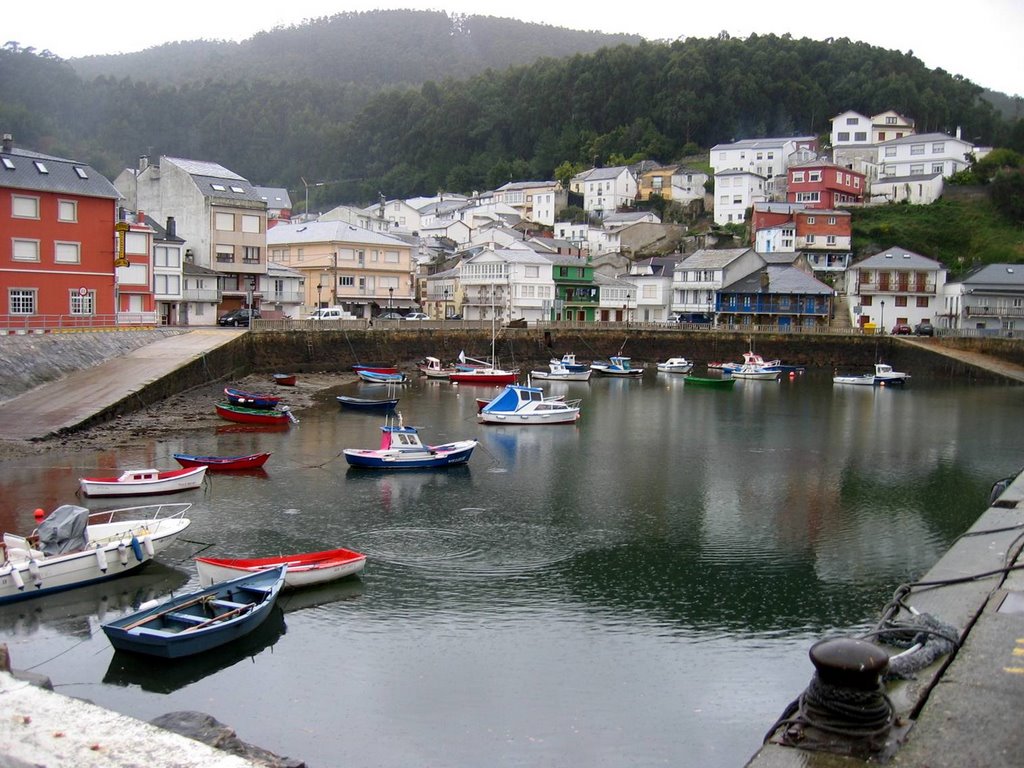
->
[[389, 286, 394, 312], [880, 300, 886, 334], [316, 273, 324, 309], [443, 287, 449, 319]]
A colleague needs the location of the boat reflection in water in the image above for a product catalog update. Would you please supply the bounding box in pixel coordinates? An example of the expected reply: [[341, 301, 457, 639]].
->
[[103, 605, 286, 694], [0, 564, 190, 639]]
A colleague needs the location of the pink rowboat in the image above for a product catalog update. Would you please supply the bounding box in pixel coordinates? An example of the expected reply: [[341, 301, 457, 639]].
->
[[78, 466, 207, 497], [195, 547, 367, 590], [173, 452, 271, 471]]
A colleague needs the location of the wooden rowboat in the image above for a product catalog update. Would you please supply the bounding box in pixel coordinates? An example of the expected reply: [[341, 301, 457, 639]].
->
[[683, 375, 736, 389], [173, 452, 271, 471], [215, 402, 297, 426], [101, 565, 287, 658], [196, 547, 367, 590], [272, 373, 297, 386], [79, 466, 207, 497], [336, 395, 399, 412], [224, 387, 281, 409], [353, 363, 399, 375]]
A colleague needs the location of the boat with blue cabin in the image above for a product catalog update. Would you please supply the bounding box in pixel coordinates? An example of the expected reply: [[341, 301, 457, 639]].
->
[[478, 383, 582, 425]]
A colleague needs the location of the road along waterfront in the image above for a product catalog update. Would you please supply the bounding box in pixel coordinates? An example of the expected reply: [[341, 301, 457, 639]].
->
[[1, 369, 1023, 767]]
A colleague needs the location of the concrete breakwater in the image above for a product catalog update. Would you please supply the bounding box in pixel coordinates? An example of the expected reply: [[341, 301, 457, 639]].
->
[[1, 327, 1021, 408]]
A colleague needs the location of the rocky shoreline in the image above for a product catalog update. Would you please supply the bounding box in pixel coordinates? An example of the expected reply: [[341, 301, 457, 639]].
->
[[0, 372, 356, 462]]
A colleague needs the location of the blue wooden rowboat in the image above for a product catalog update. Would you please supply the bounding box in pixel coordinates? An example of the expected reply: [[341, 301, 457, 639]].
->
[[336, 395, 400, 412], [223, 387, 280, 409], [101, 565, 287, 658]]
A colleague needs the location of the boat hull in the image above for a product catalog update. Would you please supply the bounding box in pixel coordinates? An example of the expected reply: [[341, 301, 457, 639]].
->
[[101, 566, 286, 658], [336, 396, 399, 411], [215, 402, 294, 426], [343, 441, 477, 469], [530, 369, 592, 382], [79, 466, 207, 497], [272, 373, 297, 386], [448, 370, 519, 384], [224, 387, 280, 409], [356, 370, 409, 384], [684, 376, 736, 389], [0, 504, 191, 605], [173, 453, 271, 471], [196, 548, 367, 589]]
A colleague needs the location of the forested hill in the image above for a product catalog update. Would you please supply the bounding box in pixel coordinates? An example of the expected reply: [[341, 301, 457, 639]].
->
[[2, 26, 1021, 210], [68, 10, 643, 88]]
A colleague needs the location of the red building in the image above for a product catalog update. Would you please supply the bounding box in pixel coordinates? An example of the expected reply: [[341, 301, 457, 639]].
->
[[1, 134, 121, 328], [786, 160, 865, 209]]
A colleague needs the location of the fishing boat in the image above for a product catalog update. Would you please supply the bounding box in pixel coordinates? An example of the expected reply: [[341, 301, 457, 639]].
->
[[215, 402, 298, 426], [729, 363, 781, 381], [833, 362, 911, 386], [342, 415, 477, 469], [272, 373, 297, 386], [683, 375, 736, 389], [356, 370, 410, 384], [591, 356, 643, 377], [196, 547, 366, 590], [172, 452, 271, 471], [79, 466, 207, 497], [0, 503, 192, 605], [336, 395, 400, 412], [416, 356, 458, 379], [353, 363, 399, 375], [655, 357, 694, 374], [530, 362, 592, 382], [478, 383, 582, 425], [548, 353, 591, 373], [709, 351, 782, 373], [100, 564, 287, 659], [475, 393, 564, 412], [223, 387, 281, 409]]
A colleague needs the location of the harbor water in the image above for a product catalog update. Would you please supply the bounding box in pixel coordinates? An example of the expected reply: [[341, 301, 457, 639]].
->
[[1, 368, 1022, 767]]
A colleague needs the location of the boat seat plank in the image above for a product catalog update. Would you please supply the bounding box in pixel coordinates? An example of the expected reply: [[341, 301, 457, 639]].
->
[[209, 599, 248, 611], [165, 611, 207, 625]]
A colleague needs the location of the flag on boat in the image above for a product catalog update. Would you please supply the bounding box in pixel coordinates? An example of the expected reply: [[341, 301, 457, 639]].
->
[[458, 350, 466, 363]]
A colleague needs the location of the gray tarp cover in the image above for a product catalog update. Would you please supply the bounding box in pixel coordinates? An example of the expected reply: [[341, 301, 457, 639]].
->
[[36, 504, 90, 555]]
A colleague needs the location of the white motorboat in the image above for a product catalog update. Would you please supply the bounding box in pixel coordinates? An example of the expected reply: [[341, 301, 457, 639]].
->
[[78, 466, 207, 497], [833, 362, 910, 386], [656, 357, 694, 374], [591, 356, 643, 378], [478, 384, 581, 425], [530, 362, 592, 382], [730, 363, 781, 381], [0, 503, 192, 604]]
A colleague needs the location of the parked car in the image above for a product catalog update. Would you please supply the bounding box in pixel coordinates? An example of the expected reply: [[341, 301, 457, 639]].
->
[[915, 321, 935, 336], [218, 308, 260, 327], [403, 312, 429, 321], [377, 312, 404, 320], [307, 306, 354, 321], [446, 314, 463, 320], [891, 323, 913, 335]]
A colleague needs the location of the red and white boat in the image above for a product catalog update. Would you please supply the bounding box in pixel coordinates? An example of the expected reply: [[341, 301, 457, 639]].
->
[[79, 466, 207, 497], [449, 367, 519, 385], [215, 402, 297, 426], [195, 547, 367, 590]]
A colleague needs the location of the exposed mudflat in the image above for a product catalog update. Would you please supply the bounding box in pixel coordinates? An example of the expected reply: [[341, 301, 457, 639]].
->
[[0, 373, 355, 461]]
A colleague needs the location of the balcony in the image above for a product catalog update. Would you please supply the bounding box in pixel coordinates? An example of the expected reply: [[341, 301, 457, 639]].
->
[[965, 304, 1024, 318]]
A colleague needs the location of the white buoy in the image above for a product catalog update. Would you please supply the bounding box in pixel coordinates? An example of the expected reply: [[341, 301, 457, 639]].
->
[[28, 559, 41, 584], [141, 535, 155, 557], [118, 542, 128, 566], [95, 547, 107, 572]]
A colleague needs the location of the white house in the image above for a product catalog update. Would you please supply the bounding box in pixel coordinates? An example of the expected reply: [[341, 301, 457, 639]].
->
[[844, 247, 947, 331], [871, 172, 945, 205], [580, 166, 637, 219], [673, 248, 764, 320], [625, 256, 680, 323], [878, 131, 974, 180], [459, 247, 555, 323], [260, 262, 306, 318], [710, 137, 814, 198], [942, 263, 1024, 335], [671, 167, 709, 202], [713, 169, 767, 225], [493, 180, 566, 226]]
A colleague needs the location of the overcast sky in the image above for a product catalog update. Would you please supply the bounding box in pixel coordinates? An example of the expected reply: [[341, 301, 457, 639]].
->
[[7, 1, 1023, 97]]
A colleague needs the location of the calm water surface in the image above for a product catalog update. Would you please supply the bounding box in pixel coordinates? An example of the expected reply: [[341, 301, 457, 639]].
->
[[1, 369, 1022, 767]]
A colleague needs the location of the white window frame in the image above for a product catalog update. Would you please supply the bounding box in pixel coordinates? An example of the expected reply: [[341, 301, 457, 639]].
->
[[12, 195, 40, 219], [12, 239, 40, 262], [9, 288, 36, 315], [241, 214, 261, 234], [54, 241, 80, 264], [69, 290, 95, 315], [215, 212, 235, 231], [58, 199, 77, 222]]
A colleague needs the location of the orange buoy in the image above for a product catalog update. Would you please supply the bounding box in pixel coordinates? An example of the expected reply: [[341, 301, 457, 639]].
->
[[33, 508, 45, 521]]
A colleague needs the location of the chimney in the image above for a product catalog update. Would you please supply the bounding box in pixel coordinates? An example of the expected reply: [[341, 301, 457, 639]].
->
[[955, 126, 962, 140], [139, 155, 149, 171], [136, 209, 145, 224], [1, 133, 12, 153], [760, 271, 770, 289], [166, 216, 176, 238]]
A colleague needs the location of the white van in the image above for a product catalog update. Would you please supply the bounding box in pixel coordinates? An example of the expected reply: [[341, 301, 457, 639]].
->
[[307, 306, 355, 321]]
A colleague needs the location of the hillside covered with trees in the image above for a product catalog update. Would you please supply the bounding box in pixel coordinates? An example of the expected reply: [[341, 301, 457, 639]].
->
[[2, 10, 1021, 221]]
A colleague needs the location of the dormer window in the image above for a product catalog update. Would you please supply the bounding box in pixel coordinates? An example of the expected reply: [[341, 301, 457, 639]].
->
[[33, 161, 48, 174]]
